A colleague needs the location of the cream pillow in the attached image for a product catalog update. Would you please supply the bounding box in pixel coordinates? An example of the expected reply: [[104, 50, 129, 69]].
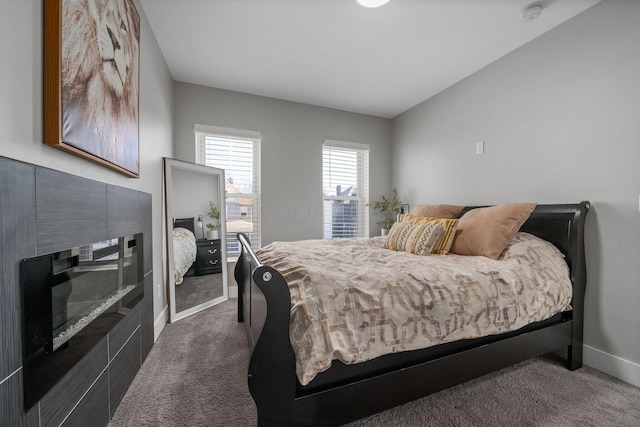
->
[[384, 221, 445, 256], [411, 204, 464, 219], [402, 214, 459, 255], [449, 203, 537, 259]]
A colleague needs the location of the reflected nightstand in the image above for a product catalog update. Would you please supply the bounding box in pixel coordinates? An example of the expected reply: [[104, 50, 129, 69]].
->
[[195, 239, 222, 275]]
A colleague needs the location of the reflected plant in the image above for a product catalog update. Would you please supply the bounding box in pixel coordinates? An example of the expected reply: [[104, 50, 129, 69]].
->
[[206, 201, 220, 231]]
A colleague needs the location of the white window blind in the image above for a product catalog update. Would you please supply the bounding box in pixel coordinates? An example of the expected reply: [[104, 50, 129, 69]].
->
[[195, 126, 261, 253], [322, 141, 369, 239]]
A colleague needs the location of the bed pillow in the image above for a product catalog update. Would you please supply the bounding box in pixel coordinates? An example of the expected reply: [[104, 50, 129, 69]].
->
[[411, 204, 464, 219], [384, 221, 445, 256], [402, 213, 459, 255], [449, 203, 537, 259]]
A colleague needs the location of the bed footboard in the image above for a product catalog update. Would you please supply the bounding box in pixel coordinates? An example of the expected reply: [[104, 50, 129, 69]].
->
[[235, 233, 297, 424]]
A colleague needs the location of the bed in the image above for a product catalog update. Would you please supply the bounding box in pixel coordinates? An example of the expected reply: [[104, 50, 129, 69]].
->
[[235, 202, 590, 426], [173, 217, 197, 285]]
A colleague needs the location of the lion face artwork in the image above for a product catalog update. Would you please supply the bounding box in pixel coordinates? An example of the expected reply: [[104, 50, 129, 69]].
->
[[61, 0, 140, 175]]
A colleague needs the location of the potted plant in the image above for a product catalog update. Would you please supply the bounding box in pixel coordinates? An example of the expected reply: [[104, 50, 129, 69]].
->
[[205, 201, 220, 240], [369, 188, 402, 236]]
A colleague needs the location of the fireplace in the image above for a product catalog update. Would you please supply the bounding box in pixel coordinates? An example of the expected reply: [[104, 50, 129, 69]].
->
[[20, 233, 144, 410]]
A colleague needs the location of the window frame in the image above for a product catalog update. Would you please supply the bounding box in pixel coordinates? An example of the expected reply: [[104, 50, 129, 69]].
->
[[322, 140, 370, 239], [195, 124, 261, 254]]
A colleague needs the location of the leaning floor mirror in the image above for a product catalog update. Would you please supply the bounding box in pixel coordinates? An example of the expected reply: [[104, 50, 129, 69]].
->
[[163, 158, 228, 322]]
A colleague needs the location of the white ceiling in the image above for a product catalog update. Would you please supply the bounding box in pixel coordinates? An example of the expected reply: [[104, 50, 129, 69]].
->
[[139, 0, 601, 119]]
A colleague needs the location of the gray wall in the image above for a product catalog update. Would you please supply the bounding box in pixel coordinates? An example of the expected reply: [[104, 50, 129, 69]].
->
[[171, 167, 222, 234], [173, 83, 392, 243], [392, 0, 640, 379], [0, 0, 174, 336]]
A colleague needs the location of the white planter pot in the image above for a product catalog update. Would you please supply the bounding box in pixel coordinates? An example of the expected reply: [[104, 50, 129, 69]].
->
[[206, 230, 219, 240], [381, 228, 390, 236]]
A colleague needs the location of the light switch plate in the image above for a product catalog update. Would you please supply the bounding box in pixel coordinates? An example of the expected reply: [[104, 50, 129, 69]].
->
[[476, 141, 484, 155]]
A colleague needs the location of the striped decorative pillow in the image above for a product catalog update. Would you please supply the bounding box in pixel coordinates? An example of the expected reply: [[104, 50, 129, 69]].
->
[[384, 221, 445, 256], [402, 213, 459, 255]]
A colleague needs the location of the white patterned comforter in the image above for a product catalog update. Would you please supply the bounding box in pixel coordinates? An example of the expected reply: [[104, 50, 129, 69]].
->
[[257, 232, 572, 385], [173, 227, 196, 285]]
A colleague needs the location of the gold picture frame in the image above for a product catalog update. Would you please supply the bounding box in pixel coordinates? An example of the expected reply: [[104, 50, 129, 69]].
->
[[44, 0, 141, 178]]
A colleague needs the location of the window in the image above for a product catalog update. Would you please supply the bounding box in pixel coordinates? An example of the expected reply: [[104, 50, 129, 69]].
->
[[322, 140, 369, 239], [195, 125, 261, 254]]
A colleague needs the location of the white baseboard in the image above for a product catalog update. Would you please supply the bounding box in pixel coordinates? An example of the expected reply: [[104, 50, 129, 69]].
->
[[154, 305, 169, 341], [584, 345, 640, 388]]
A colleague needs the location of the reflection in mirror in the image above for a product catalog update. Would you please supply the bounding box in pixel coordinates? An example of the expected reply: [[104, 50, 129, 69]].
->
[[163, 158, 228, 322]]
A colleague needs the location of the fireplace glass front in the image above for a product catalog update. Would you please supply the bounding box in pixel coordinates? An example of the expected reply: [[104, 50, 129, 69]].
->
[[20, 234, 143, 410]]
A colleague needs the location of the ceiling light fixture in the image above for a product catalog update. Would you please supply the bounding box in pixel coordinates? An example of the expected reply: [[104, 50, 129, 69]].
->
[[517, 4, 544, 23], [357, 0, 390, 8]]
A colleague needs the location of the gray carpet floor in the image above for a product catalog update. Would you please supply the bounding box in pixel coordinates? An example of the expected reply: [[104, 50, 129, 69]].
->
[[175, 271, 223, 313], [109, 301, 640, 426]]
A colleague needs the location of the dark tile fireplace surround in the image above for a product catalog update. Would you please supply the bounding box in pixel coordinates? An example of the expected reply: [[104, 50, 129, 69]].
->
[[1, 156, 154, 427]]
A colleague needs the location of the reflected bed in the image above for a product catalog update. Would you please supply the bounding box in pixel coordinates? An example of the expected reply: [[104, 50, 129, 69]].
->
[[173, 217, 196, 285]]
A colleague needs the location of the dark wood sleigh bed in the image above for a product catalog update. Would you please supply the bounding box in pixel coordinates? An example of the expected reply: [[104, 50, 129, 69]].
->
[[235, 202, 590, 426]]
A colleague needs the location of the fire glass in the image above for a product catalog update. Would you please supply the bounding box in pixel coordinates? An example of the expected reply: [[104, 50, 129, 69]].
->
[[20, 234, 143, 410]]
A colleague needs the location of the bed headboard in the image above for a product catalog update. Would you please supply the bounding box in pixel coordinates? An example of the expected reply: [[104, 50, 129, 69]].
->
[[173, 217, 195, 234], [519, 203, 590, 272], [458, 202, 589, 272]]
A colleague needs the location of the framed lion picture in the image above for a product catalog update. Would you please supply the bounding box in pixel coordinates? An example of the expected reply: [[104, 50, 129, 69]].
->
[[44, 0, 141, 177]]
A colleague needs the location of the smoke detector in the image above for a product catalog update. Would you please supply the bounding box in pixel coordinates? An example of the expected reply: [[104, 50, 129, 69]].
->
[[517, 4, 543, 23]]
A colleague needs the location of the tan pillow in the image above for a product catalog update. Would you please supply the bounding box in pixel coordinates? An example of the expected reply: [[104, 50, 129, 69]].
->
[[412, 204, 464, 219], [402, 214, 459, 255], [449, 203, 537, 259], [384, 221, 445, 256]]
